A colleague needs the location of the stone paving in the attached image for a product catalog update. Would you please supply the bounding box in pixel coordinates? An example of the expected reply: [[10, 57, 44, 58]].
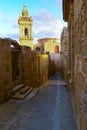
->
[[0, 73, 77, 130]]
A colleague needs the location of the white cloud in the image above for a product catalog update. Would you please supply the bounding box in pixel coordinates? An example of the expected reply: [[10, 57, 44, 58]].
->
[[33, 10, 66, 42], [0, 9, 66, 43], [0, 17, 19, 41]]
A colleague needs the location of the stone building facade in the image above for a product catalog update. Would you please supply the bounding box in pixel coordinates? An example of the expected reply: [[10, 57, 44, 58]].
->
[[37, 38, 60, 53], [61, 27, 68, 54], [37, 38, 62, 72], [62, 0, 87, 130], [0, 38, 55, 105], [33, 38, 62, 73], [60, 27, 68, 83]]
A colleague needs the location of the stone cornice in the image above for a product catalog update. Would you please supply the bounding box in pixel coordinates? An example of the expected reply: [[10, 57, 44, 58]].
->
[[63, 0, 73, 22]]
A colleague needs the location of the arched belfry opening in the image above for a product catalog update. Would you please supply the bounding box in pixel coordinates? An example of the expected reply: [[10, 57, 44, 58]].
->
[[24, 28, 28, 37]]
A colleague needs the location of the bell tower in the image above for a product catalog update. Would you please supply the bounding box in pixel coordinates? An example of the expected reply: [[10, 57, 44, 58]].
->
[[18, 4, 33, 48]]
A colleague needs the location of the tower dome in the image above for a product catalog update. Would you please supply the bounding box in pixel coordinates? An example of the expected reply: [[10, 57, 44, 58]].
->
[[22, 4, 29, 17]]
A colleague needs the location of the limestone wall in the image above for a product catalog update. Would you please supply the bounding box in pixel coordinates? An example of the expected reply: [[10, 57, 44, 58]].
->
[[21, 47, 40, 88], [61, 54, 68, 84], [73, 1, 87, 129], [0, 38, 56, 105], [38, 38, 60, 53], [50, 53, 62, 73], [44, 41, 60, 53], [21, 46, 50, 88], [0, 38, 13, 104], [61, 27, 68, 84], [63, 0, 87, 129], [39, 54, 49, 84]]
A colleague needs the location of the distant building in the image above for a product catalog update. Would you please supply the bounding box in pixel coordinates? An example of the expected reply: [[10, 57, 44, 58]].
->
[[18, 4, 60, 54], [61, 27, 68, 54], [18, 4, 33, 49], [60, 27, 68, 83], [37, 38, 61, 73], [37, 38, 60, 54]]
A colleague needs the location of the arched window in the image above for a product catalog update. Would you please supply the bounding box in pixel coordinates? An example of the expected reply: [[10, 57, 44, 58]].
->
[[54, 45, 59, 53], [24, 28, 28, 36]]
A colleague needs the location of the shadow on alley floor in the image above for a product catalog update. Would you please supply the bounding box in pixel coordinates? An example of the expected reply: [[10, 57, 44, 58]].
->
[[0, 73, 77, 130]]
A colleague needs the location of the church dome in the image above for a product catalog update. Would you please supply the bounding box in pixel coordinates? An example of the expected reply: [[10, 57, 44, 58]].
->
[[22, 4, 29, 17]]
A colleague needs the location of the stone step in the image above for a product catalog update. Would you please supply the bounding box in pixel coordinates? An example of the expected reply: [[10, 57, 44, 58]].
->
[[20, 86, 30, 94], [13, 87, 33, 100], [12, 84, 25, 95], [26, 88, 40, 99]]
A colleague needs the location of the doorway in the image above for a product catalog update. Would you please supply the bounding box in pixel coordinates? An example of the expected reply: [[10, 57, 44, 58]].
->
[[11, 42, 22, 84], [55, 45, 59, 53]]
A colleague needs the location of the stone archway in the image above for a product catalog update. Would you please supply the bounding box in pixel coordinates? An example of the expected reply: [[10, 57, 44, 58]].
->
[[36, 47, 40, 52]]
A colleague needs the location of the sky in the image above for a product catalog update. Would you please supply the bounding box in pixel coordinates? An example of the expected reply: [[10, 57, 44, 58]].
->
[[0, 0, 67, 43]]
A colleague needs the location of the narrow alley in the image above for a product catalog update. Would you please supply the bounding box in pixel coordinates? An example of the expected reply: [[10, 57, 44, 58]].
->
[[0, 73, 77, 130]]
